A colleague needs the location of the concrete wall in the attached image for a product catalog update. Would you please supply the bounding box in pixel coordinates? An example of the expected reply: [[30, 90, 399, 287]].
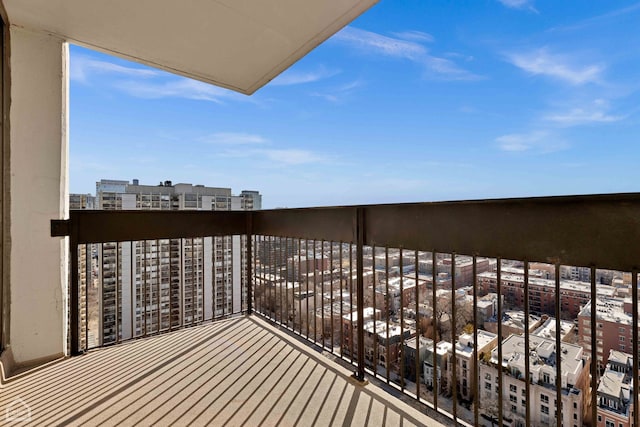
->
[[7, 26, 68, 367]]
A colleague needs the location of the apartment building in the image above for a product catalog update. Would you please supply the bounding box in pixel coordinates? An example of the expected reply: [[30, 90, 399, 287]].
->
[[403, 335, 433, 383], [69, 193, 96, 210], [478, 334, 588, 427], [578, 297, 635, 369], [453, 330, 498, 402], [424, 340, 453, 395], [340, 307, 381, 358], [374, 276, 428, 316], [441, 256, 492, 288], [477, 271, 617, 318], [87, 179, 260, 345], [373, 321, 411, 372], [597, 350, 633, 427]]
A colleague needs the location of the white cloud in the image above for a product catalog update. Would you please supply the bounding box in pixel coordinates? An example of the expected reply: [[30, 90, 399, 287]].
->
[[71, 54, 251, 104], [220, 148, 326, 166], [71, 56, 158, 83], [547, 2, 640, 33], [333, 26, 481, 81], [506, 48, 604, 85], [270, 66, 340, 86], [444, 52, 474, 62], [311, 79, 365, 103], [496, 131, 568, 153], [545, 100, 625, 126], [392, 30, 434, 43], [333, 27, 427, 60], [262, 149, 324, 165], [115, 78, 246, 103], [201, 132, 268, 145], [497, 0, 538, 13], [423, 56, 483, 81]]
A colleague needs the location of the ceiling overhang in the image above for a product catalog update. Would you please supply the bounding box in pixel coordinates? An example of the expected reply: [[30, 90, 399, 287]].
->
[[2, 0, 378, 94]]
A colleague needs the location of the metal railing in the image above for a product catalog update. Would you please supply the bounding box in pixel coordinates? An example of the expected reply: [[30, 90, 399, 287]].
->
[[53, 193, 640, 427]]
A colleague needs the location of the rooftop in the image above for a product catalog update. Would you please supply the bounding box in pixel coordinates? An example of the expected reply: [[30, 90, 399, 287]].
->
[[491, 334, 585, 386], [456, 330, 498, 356], [532, 317, 574, 341], [579, 296, 632, 325], [598, 369, 630, 402], [609, 350, 633, 367]]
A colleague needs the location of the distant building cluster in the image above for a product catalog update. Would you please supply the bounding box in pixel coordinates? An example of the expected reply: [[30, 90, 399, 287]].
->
[[252, 245, 634, 427]]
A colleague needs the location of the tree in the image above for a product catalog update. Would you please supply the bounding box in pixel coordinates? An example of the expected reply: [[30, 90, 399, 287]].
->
[[462, 323, 474, 334], [431, 291, 475, 340], [419, 316, 439, 341]]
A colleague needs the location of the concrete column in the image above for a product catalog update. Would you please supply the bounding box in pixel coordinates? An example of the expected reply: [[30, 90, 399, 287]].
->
[[7, 26, 68, 368]]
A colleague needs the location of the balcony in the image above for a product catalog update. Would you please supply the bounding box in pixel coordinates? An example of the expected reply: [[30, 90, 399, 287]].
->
[[0, 3, 639, 427], [1, 316, 443, 426], [32, 194, 640, 426]]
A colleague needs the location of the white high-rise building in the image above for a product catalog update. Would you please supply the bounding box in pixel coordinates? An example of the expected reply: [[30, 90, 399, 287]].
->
[[83, 179, 261, 346]]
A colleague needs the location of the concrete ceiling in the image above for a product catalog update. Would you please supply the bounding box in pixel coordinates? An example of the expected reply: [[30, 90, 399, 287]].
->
[[2, 0, 378, 94]]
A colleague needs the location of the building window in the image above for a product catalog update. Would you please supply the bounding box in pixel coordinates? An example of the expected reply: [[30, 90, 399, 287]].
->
[[510, 395, 517, 403], [620, 336, 625, 342], [573, 402, 577, 409], [605, 420, 615, 427], [510, 384, 517, 393], [485, 382, 491, 391], [541, 394, 549, 404], [541, 405, 549, 415]]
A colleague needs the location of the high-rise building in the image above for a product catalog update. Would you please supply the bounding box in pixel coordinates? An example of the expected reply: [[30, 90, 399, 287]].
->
[[69, 193, 96, 209], [81, 179, 261, 345]]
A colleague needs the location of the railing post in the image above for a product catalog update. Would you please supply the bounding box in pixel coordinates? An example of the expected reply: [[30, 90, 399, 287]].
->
[[353, 207, 366, 382], [246, 211, 253, 315], [69, 216, 81, 355]]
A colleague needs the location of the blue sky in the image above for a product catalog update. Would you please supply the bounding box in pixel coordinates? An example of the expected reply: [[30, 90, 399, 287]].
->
[[70, 0, 640, 209]]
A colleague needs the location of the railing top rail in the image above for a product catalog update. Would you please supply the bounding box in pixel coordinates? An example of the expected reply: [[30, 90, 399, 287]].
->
[[62, 210, 248, 243], [254, 193, 640, 272], [52, 192, 640, 271]]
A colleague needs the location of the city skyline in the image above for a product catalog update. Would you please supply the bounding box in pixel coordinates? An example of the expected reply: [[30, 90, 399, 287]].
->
[[70, 1, 640, 208]]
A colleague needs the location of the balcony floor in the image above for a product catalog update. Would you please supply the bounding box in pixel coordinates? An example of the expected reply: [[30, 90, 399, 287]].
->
[[1, 316, 444, 426]]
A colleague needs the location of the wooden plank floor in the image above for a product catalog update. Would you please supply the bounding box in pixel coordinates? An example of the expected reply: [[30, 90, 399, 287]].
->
[[0, 316, 445, 426]]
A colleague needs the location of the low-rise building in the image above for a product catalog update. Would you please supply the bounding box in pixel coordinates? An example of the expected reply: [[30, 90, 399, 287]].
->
[[341, 307, 381, 357], [478, 334, 588, 427], [454, 330, 498, 402], [424, 341, 453, 395], [597, 350, 633, 427]]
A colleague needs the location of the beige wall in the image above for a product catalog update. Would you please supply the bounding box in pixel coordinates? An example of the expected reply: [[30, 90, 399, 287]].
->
[[7, 26, 68, 367]]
